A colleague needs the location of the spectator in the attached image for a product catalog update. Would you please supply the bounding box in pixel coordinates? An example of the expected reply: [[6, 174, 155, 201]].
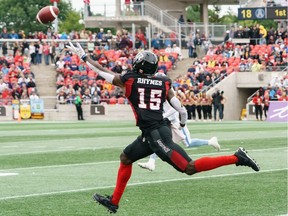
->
[[43, 42, 50, 65], [224, 30, 230, 43], [263, 93, 270, 120], [259, 25, 267, 45], [82, 88, 92, 104], [202, 37, 212, 55], [251, 60, 261, 72], [239, 58, 247, 72], [252, 91, 263, 121], [26, 77, 36, 90], [203, 75, 212, 88], [29, 91, 39, 100], [1, 42, 8, 57], [187, 34, 195, 58], [178, 14, 185, 24], [151, 33, 161, 50], [57, 90, 67, 104], [91, 88, 100, 104], [158, 62, 167, 74], [212, 89, 223, 121], [136, 29, 147, 48], [111, 61, 123, 74], [234, 26, 244, 38], [0, 27, 9, 39], [194, 34, 202, 58], [250, 25, 259, 45], [97, 28, 104, 40], [165, 44, 172, 53], [206, 46, 214, 56]]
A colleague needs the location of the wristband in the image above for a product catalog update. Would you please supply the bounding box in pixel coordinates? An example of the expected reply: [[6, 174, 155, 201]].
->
[[81, 54, 87, 62]]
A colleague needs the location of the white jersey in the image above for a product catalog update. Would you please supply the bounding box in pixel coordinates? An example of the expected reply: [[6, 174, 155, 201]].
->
[[163, 101, 179, 124], [163, 100, 191, 146]]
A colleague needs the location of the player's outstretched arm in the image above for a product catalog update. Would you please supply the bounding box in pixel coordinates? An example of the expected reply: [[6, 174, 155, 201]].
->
[[66, 42, 124, 88], [167, 89, 187, 127]]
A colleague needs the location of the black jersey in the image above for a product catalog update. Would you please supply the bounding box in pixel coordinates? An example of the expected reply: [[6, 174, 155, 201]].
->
[[120, 72, 171, 130]]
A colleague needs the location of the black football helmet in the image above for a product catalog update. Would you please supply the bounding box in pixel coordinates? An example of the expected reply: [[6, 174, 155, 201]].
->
[[132, 51, 158, 76]]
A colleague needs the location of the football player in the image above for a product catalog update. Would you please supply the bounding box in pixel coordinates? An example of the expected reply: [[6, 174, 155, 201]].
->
[[67, 43, 260, 214], [138, 72, 220, 171]]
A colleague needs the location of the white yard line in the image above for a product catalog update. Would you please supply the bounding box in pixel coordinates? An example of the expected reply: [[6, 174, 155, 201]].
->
[[0, 173, 18, 177], [0, 168, 286, 201], [0, 147, 287, 172], [1, 145, 19, 148]]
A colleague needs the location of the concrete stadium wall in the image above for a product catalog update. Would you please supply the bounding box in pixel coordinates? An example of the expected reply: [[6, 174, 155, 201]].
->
[[1, 72, 286, 122], [0, 104, 135, 122]]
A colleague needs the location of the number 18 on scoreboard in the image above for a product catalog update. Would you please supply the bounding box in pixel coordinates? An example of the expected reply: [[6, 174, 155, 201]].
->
[[238, 8, 266, 20], [238, 7, 288, 20]]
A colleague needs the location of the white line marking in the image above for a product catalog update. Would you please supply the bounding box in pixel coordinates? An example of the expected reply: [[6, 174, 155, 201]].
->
[[220, 148, 230, 151], [0, 147, 286, 172], [1, 146, 19, 148], [58, 146, 76, 149], [0, 168, 286, 201], [0, 173, 18, 177], [30, 146, 47, 149]]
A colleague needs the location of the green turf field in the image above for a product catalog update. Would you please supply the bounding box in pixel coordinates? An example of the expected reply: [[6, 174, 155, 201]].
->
[[0, 121, 287, 216]]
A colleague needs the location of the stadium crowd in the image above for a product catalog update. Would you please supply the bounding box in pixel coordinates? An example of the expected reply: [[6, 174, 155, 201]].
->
[[0, 24, 287, 120]]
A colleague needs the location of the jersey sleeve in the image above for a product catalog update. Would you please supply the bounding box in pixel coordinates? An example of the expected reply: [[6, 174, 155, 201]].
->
[[120, 72, 132, 84]]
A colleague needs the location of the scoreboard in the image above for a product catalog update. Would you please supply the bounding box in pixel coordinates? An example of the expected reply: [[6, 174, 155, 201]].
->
[[267, 7, 287, 19], [238, 8, 265, 20], [238, 7, 287, 20]]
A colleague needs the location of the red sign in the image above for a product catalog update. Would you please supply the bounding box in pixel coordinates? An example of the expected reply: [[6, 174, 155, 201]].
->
[[50, 0, 60, 3]]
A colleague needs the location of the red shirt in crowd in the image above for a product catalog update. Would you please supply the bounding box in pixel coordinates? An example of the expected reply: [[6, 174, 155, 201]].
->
[[252, 96, 263, 105], [278, 96, 288, 101]]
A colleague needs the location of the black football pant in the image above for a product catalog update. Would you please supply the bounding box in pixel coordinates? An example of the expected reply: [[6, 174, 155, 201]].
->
[[123, 125, 192, 172]]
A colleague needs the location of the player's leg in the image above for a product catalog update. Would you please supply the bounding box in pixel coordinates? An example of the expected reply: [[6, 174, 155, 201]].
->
[[187, 147, 260, 175], [94, 135, 153, 213], [181, 125, 220, 151], [146, 125, 192, 173], [146, 125, 260, 176]]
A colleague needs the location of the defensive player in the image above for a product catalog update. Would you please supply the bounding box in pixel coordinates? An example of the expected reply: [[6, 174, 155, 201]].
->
[[67, 43, 260, 214]]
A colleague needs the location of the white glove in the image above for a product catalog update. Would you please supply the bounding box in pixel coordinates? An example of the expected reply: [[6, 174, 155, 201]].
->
[[66, 42, 87, 61]]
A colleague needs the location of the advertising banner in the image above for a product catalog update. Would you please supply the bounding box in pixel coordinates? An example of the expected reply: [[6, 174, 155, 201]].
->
[[20, 100, 31, 119], [30, 99, 45, 119], [12, 100, 20, 120], [267, 101, 288, 122]]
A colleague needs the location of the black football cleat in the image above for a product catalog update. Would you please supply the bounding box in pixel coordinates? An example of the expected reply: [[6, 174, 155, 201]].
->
[[234, 147, 260, 172], [93, 194, 119, 214]]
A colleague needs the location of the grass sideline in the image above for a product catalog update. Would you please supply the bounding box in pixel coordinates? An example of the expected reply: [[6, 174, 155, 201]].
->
[[0, 121, 287, 216]]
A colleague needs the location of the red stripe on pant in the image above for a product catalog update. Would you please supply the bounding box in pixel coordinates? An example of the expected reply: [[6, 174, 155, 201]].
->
[[171, 151, 189, 171]]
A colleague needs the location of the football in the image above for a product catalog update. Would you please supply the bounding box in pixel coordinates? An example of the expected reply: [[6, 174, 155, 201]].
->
[[36, 6, 59, 24]]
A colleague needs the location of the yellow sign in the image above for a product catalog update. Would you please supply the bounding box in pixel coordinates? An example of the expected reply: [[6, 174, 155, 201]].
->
[[20, 100, 31, 119]]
